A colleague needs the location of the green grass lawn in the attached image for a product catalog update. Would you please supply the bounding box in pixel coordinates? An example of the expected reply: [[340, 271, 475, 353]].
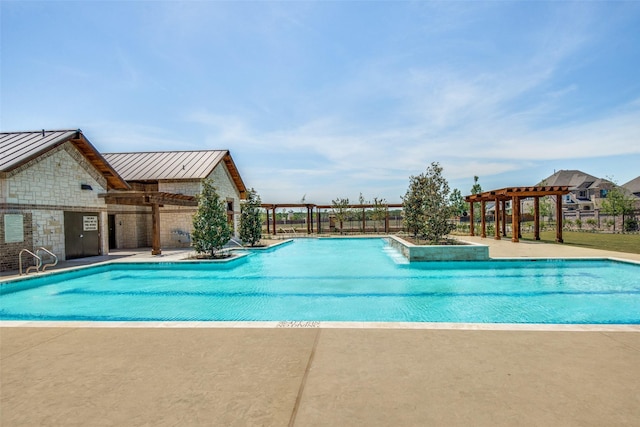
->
[[520, 230, 640, 255]]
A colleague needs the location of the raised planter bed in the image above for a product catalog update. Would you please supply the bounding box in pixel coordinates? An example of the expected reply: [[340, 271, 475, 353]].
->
[[387, 235, 489, 261]]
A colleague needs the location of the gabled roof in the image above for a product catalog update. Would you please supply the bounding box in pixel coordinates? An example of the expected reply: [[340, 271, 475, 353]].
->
[[103, 150, 247, 197], [540, 170, 596, 187], [540, 170, 610, 190], [622, 176, 640, 196], [0, 129, 129, 190]]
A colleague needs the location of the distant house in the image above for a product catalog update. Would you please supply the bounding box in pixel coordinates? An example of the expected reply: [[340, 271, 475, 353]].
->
[[622, 176, 640, 200], [0, 130, 129, 271], [103, 150, 247, 250], [540, 170, 615, 212]]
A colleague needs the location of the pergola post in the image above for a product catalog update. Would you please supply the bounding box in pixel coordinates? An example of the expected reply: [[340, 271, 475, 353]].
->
[[151, 203, 161, 255], [501, 200, 507, 237], [265, 209, 270, 236], [469, 201, 475, 236], [556, 194, 563, 243], [480, 200, 486, 238], [272, 207, 277, 235], [534, 197, 540, 240], [494, 198, 501, 240], [317, 208, 322, 234], [385, 208, 389, 233], [362, 207, 366, 233], [511, 196, 520, 242]]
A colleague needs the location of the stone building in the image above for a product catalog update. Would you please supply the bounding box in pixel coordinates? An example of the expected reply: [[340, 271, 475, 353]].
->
[[1, 130, 248, 272], [102, 150, 247, 250], [0, 130, 129, 271]]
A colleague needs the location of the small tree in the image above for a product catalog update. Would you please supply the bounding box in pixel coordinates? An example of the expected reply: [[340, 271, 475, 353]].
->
[[402, 162, 455, 244], [470, 175, 483, 224], [371, 197, 388, 232], [240, 188, 262, 247], [600, 185, 635, 232], [331, 197, 350, 233], [449, 189, 466, 217], [528, 196, 552, 225], [192, 179, 231, 257]]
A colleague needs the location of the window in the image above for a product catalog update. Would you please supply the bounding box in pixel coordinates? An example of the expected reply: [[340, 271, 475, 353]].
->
[[600, 189, 608, 198], [226, 199, 234, 226]]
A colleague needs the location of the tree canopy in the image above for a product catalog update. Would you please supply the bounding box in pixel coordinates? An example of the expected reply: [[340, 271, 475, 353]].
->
[[240, 188, 262, 246], [402, 162, 455, 243], [192, 179, 231, 257]]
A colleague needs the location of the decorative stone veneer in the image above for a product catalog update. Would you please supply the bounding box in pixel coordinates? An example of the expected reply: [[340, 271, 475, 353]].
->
[[155, 164, 242, 248], [0, 142, 109, 271], [107, 162, 243, 250], [387, 235, 489, 261], [108, 206, 152, 249]]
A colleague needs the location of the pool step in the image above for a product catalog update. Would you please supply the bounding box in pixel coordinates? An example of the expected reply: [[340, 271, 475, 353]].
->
[[383, 246, 409, 264]]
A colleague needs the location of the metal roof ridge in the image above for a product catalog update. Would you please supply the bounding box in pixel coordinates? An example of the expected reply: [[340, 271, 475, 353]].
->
[[103, 149, 229, 155]]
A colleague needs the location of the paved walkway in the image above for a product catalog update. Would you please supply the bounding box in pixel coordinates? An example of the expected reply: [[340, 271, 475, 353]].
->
[[2, 237, 639, 426]]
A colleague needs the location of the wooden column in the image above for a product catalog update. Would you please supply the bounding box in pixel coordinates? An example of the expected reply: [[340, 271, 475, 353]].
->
[[272, 207, 277, 235], [534, 197, 541, 240], [494, 198, 501, 240], [556, 194, 564, 243], [511, 196, 520, 242], [317, 208, 322, 234], [151, 203, 161, 255], [501, 200, 507, 237], [469, 202, 475, 236], [384, 208, 389, 233], [362, 208, 366, 233], [481, 200, 486, 238], [306, 207, 311, 234], [265, 209, 270, 236]]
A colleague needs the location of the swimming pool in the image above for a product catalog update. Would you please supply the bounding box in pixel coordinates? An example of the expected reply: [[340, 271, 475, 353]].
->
[[1, 238, 639, 324]]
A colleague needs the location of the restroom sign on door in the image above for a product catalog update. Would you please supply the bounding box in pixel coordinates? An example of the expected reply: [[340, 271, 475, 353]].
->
[[83, 215, 98, 231]]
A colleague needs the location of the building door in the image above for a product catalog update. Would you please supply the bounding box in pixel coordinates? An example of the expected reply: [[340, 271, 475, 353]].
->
[[64, 212, 101, 259], [108, 214, 116, 250]]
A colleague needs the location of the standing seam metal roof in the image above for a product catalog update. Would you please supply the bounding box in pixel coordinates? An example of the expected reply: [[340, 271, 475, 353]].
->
[[0, 130, 129, 190], [0, 130, 79, 171], [102, 150, 228, 181]]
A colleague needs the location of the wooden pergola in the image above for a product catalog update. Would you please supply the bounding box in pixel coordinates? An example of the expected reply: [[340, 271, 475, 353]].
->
[[261, 204, 316, 235], [100, 191, 197, 255], [261, 203, 404, 235], [465, 186, 570, 243]]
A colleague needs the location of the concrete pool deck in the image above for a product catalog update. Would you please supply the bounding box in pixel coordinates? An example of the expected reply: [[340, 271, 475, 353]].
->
[[1, 237, 640, 425]]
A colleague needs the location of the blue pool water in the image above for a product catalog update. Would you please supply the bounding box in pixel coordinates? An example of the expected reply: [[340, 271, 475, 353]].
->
[[1, 238, 639, 324]]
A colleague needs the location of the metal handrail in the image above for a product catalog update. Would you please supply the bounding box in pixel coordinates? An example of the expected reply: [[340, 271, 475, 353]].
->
[[19, 249, 41, 275], [36, 247, 58, 272]]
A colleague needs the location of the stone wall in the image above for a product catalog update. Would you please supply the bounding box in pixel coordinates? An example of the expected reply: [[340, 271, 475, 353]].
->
[[108, 206, 152, 249], [387, 236, 490, 261], [0, 142, 109, 271], [106, 162, 243, 250]]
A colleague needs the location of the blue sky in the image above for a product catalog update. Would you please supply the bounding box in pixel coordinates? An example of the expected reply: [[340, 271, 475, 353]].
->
[[2, 1, 639, 204]]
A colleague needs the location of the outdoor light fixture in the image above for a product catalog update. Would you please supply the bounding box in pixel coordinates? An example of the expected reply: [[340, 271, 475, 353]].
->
[[81, 184, 93, 190]]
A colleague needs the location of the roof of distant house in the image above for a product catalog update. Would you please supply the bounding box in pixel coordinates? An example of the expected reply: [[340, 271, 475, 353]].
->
[[622, 176, 640, 196], [540, 169, 611, 190], [0, 129, 129, 190]]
